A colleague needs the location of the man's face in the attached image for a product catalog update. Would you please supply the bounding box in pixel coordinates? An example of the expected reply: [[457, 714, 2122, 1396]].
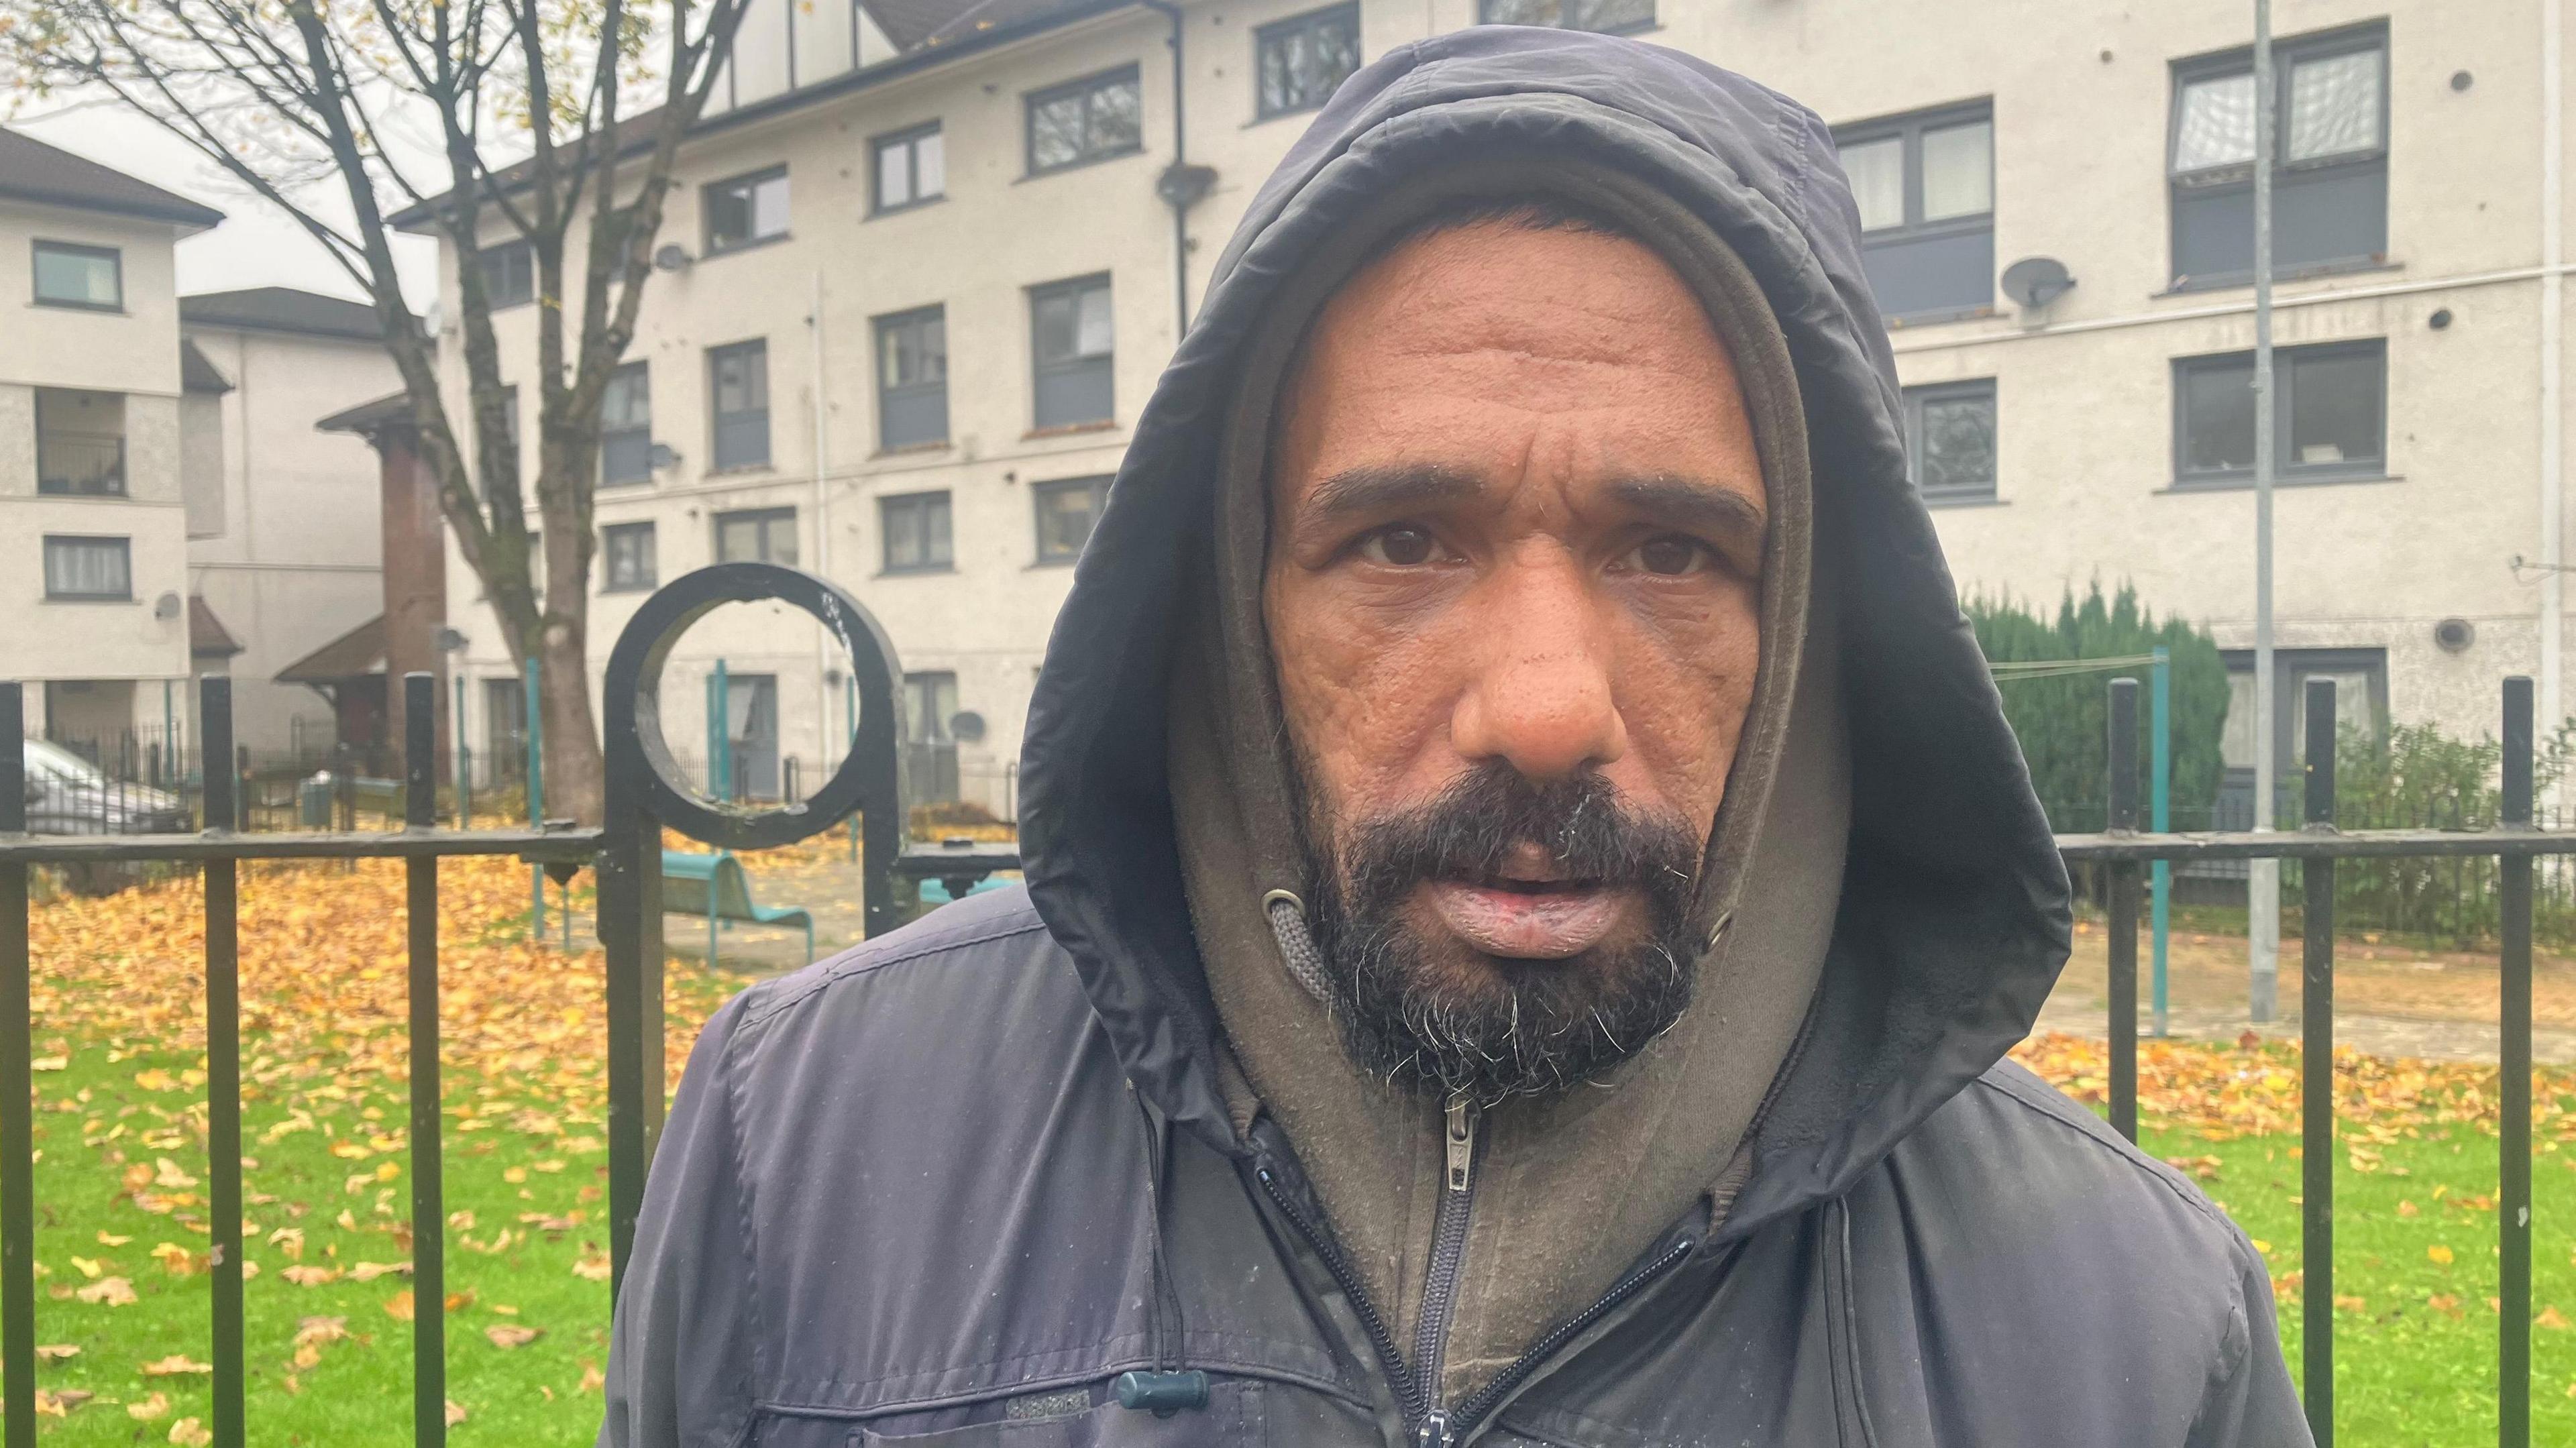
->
[[1265, 218, 1768, 1100]]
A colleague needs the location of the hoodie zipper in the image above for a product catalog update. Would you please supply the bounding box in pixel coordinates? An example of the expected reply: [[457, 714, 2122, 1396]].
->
[[1411, 1097, 1481, 1447], [1259, 1128, 1699, 1448]]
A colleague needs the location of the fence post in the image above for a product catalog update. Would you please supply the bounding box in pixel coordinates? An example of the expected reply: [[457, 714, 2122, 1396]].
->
[[2151, 647, 2171, 1038], [2501, 675, 2534, 1448], [526, 657, 544, 941], [0, 681, 35, 1448], [2106, 678, 2141, 1142], [2300, 675, 2337, 1447], [200, 677, 247, 1448], [402, 675, 448, 1447], [454, 673, 470, 830]]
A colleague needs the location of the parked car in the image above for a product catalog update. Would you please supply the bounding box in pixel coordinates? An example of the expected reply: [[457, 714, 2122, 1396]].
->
[[21, 738, 193, 835]]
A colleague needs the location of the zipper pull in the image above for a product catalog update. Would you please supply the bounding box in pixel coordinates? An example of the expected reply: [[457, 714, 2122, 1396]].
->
[[1444, 1097, 1477, 1193], [1417, 1408, 1453, 1447]]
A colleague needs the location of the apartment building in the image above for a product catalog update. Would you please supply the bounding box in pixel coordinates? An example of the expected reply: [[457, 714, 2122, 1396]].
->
[[178, 288, 403, 763], [0, 127, 219, 755], [419, 0, 2572, 820]]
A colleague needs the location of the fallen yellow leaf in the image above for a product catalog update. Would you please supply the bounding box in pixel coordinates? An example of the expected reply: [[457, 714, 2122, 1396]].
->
[[385, 1288, 415, 1321], [140, 1355, 213, 1377], [76, 1276, 138, 1306], [484, 1324, 544, 1349], [2429, 1244, 2456, 1266], [127, 1390, 170, 1421]]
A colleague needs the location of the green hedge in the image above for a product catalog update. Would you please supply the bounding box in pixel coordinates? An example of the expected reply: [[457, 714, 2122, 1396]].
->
[[1966, 583, 2231, 832]]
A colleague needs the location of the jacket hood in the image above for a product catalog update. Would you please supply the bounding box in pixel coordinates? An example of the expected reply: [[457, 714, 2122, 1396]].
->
[[1020, 25, 2072, 1245]]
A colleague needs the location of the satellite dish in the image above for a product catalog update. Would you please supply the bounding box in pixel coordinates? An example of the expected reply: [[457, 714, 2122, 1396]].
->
[[436, 627, 470, 653], [653, 244, 694, 272], [2000, 256, 2076, 310], [648, 441, 680, 471], [154, 592, 182, 621], [949, 710, 986, 744]]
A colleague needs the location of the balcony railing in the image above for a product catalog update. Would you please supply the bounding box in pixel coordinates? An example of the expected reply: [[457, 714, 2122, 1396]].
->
[[36, 431, 126, 496]]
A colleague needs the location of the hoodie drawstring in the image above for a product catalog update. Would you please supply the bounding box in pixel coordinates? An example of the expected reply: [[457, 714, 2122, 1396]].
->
[[1263, 889, 1334, 1005], [1114, 1092, 1209, 1416]]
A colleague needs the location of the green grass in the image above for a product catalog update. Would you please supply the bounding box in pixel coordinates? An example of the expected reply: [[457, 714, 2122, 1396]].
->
[[20, 1032, 621, 1444], [2141, 1123, 2576, 1445]]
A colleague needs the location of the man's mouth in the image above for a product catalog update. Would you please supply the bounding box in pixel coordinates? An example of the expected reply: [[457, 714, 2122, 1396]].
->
[[1415, 846, 1637, 960]]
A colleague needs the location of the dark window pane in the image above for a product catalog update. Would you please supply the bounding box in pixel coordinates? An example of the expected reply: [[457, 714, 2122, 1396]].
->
[[43, 537, 130, 599], [36, 388, 126, 496], [1478, 0, 1655, 32], [707, 170, 789, 250], [1028, 69, 1141, 172], [1030, 95, 1085, 170], [2181, 357, 2256, 474], [1087, 80, 1142, 153], [1034, 478, 1108, 561], [715, 508, 794, 565], [603, 522, 656, 591], [882, 494, 953, 571], [1835, 104, 1995, 319], [710, 341, 769, 469], [1915, 389, 1996, 496], [479, 242, 534, 308], [601, 363, 652, 486], [1035, 361, 1114, 429], [33, 243, 119, 309], [1032, 278, 1114, 428], [1258, 7, 1361, 118], [2289, 347, 2382, 468]]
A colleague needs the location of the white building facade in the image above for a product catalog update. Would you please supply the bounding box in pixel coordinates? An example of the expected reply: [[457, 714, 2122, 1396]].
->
[[424, 0, 2576, 822]]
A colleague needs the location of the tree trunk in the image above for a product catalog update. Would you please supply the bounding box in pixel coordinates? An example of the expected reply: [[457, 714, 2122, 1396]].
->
[[539, 613, 606, 824]]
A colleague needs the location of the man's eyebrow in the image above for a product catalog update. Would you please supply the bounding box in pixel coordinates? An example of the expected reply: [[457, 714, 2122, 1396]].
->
[[1299, 463, 1485, 524], [1608, 475, 1768, 561]]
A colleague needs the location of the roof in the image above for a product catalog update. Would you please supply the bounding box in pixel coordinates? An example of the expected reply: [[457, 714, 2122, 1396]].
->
[[276, 614, 386, 683], [189, 596, 244, 659], [181, 287, 396, 343], [315, 390, 414, 437], [180, 339, 233, 396], [386, 0, 1127, 231], [0, 127, 225, 229]]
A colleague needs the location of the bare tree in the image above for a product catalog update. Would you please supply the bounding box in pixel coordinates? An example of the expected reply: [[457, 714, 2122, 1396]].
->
[[2, 0, 757, 820]]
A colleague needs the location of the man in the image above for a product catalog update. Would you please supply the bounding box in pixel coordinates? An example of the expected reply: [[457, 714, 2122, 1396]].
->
[[604, 27, 2306, 1447]]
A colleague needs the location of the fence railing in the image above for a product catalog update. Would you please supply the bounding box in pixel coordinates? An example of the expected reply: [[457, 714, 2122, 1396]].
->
[[0, 574, 2559, 1447], [2060, 673, 2563, 1448]]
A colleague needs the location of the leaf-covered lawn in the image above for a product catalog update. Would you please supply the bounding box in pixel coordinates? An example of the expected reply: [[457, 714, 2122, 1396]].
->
[[13, 860, 2576, 1444]]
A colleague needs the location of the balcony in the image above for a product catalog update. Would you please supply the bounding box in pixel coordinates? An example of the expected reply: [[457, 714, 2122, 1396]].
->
[[38, 430, 128, 496]]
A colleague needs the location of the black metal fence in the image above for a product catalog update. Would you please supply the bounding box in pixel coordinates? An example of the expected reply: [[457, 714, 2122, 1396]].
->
[[0, 570, 2559, 1447]]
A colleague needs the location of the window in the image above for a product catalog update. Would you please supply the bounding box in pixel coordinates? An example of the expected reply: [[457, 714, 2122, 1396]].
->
[[1477, 0, 1655, 34], [32, 241, 120, 310], [602, 521, 657, 592], [1833, 103, 1994, 322], [1033, 476, 1110, 563], [480, 239, 535, 309], [36, 388, 125, 496], [875, 307, 949, 450], [881, 492, 954, 573], [1901, 380, 1997, 502], [1257, 6, 1361, 119], [2169, 25, 2387, 288], [704, 167, 790, 254], [1030, 275, 1114, 429], [2219, 647, 2385, 784], [2174, 339, 2385, 486], [1027, 66, 1143, 174], [904, 671, 963, 803], [42, 536, 131, 601], [873, 123, 946, 213], [600, 363, 653, 486], [708, 340, 771, 471], [484, 677, 528, 784], [714, 506, 798, 566]]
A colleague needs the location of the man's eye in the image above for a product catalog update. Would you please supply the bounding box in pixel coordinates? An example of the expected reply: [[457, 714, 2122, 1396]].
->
[[1358, 525, 1442, 567], [1626, 535, 1712, 577]]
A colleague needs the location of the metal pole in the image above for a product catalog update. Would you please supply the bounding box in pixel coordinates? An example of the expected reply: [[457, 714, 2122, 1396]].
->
[[713, 660, 733, 803], [2107, 677, 2141, 1142], [2300, 676, 2337, 1447], [0, 683, 36, 1448], [453, 673, 468, 829], [2502, 676, 2535, 1448], [2152, 647, 2172, 1037], [400, 675, 447, 1448], [199, 678, 244, 1448], [2248, 0, 2282, 1023], [525, 657, 543, 940], [848, 673, 861, 865]]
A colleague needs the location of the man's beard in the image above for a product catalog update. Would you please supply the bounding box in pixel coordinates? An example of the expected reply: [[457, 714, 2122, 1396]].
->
[[1303, 761, 1707, 1104]]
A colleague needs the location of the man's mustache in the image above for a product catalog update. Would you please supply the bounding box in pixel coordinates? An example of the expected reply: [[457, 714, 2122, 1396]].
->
[[1337, 762, 1704, 897]]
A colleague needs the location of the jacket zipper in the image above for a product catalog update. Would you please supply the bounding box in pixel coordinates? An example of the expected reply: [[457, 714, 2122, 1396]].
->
[[1260, 1131, 1700, 1448], [1410, 1097, 1481, 1448]]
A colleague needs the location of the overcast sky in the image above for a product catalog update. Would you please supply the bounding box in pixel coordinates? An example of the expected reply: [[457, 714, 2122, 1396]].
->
[[15, 102, 443, 307]]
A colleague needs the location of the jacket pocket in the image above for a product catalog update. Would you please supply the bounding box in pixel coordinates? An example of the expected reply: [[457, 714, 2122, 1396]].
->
[[843, 1379, 1265, 1447]]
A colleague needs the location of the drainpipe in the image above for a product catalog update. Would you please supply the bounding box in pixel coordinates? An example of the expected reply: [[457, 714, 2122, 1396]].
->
[[1143, 1, 1214, 337], [2543, 0, 2565, 735], [810, 269, 833, 775]]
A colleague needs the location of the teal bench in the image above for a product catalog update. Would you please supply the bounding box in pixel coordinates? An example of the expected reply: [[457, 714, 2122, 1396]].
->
[[661, 850, 814, 969]]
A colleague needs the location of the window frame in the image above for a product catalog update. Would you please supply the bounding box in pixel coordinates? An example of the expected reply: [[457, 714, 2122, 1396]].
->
[[478, 239, 536, 311], [2165, 22, 2390, 290], [879, 490, 956, 575], [707, 339, 772, 472], [32, 240, 123, 312], [1900, 378, 1999, 505], [1028, 274, 1116, 431], [1024, 65, 1146, 177], [42, 535, 133, 602], [702, 165, 792, 256], [1032, 475, 1112, 565], [712, 506, 798, 567], [2171, 337, 2388, 488], [871, 122, 946, 215], [873, 305, 951, 451], [599, 361, 653, 488], [1473, 0, 1656, 37], [34, 388, 127, 498], [601, 520, 658, 593], [1254, 5, 1362, 121], [1831, 99, 1996, 323]]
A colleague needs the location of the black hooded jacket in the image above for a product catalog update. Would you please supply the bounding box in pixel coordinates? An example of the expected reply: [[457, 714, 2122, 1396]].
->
[[601, 28, 2309, 1448]]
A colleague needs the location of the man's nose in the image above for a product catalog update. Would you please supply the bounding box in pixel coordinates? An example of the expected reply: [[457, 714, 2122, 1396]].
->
[[1448, 556, 1627, 781]]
